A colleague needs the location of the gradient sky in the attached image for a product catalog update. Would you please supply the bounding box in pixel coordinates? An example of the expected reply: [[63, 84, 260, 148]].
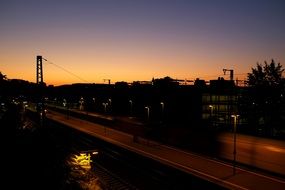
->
[[1, 0, 284, 85]]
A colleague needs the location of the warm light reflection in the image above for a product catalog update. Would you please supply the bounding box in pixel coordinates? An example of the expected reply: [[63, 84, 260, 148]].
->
[[72, 153, 92, 170], [66, 151, 103, 189]]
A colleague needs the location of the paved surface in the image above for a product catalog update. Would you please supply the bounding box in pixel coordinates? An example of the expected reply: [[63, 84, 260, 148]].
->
[[45, 110, 285, 190], [46, 104, 285, 176], [218, 133, 285, 176]]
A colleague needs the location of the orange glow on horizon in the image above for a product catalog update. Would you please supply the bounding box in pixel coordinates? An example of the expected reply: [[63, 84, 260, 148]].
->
[[0, 57, 255, 86], [1, 50, 252, 86]]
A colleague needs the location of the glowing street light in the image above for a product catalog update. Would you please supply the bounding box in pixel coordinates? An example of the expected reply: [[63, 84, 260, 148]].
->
[[209, 105, 213, 118], [79, 97, 84, 111], [160, 102, 164, 122], [102, 103, 108, 113], [145, 106, 150, 121], [63, 99, 70, 119], [108, 98, 112, 112], [92, 97, 96, 106], [231, 114, 239, 175], [63, 99, 67, 107], [209, 105, 214, 126], [129, 100, 133, 116]]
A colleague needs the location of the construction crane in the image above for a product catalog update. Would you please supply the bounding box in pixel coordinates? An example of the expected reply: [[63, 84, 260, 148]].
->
[[103, 79, 111, 85], [223, 68, 234, 81]]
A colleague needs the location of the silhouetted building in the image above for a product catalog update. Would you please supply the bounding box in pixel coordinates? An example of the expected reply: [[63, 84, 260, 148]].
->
[[201, 78, 239, 129]]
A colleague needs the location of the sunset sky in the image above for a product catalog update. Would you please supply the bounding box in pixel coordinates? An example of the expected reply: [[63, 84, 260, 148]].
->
[[1, 0, 284, 86]]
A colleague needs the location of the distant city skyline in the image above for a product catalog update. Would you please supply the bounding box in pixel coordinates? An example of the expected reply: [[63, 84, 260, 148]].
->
[[1, 0, 284, 86]]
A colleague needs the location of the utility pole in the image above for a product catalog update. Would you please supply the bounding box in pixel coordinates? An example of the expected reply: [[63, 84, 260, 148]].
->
[[36, 55, 45, 126], [36, 55, 43, 85]]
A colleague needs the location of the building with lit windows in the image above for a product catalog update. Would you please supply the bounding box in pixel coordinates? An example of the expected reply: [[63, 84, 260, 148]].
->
[[201, 78, 240, 130]]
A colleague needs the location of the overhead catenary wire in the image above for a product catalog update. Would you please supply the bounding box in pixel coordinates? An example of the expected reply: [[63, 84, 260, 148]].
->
[[41, 57, 248, 84], [42, 57, 89, 83]]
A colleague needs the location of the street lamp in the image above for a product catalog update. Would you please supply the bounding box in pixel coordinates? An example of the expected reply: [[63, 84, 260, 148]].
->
[[129, 100, 133, 116], [63, 99, 69, 119], [92, 97, 96, 110], [79, 97, 84, 111], [209, 105, 214, 126], [102, 103, 108, 113], [209, 105, 213, 118], [108, 98, 112, 112], [160, 102, 164, 121], [145, 106, 150, 122], [63, 99, 67, 107], [231, 114, 239, 175]]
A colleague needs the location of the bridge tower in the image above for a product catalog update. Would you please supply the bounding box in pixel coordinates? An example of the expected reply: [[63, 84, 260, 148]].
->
[[36, 55, 43, 84]]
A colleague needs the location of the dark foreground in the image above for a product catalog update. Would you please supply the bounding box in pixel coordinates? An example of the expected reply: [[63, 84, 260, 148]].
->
[[7, 101, 226, 190], [13, 118, 227, 190]]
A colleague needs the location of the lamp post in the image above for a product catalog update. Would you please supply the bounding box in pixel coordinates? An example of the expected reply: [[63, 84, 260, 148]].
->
[[231, 114, 239, 175], [145, 106, 150, 122], [54, 98, 57, 106], [63, 99, 67, 107], [102, 103, 108, 114], [101, 102, 108, 135], [144, 106, 150, 145], [160, 102, 164, 122], [108, 98, 112, 113], [79, 97, 84, 111], [209, 105, 213, 117], [129, 100, 133, 116], [92, 97, 96, 111], [63, 99, 69, 119], [209, 105, 214, 126]]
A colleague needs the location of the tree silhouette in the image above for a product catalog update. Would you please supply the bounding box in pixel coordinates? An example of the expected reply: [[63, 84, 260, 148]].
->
[[247, 59, 284, 87], [244, 60, 285, 137], [0, 72, 7, 81]]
